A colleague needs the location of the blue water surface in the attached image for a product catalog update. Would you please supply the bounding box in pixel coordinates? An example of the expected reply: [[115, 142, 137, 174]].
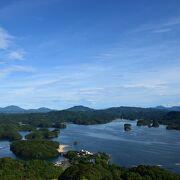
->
[[0, 120, 180, 173]]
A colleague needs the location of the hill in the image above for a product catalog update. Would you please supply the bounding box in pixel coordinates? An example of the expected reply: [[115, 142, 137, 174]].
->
[[0, 105, 25, 113], [0, 106, 53, 114], [0, 105, 179, 128], [66, 105, 95, 112], [156, 106, 180, 111]]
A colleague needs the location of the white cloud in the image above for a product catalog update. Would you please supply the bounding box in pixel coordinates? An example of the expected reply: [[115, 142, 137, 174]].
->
[[7, 49, 25, 60], [0, 27, 13, 49], [0, 65, 34, 79], [132, 16, 180, 33], [0, 50, 179, 108], [152, 28, 171, 33], [0, 27, 26, 62]]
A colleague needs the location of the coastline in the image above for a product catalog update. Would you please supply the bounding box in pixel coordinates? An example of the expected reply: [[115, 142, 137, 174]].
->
[[57, 144, 69, 153]]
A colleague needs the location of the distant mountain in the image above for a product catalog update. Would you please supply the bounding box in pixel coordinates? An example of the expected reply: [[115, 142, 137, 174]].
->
[[27, 107, 53, 113], [66, 105, 95, 112], [169, 106, 180, 111], [0, 105, 25, 113], [155, 106, 180, 111], [0, 106, 53, 114], [155, 106, 167, 110], [1, 104, 180, 114]]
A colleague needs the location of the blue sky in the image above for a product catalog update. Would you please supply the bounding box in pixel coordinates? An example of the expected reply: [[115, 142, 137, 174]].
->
[[0, 0, 180, 109]]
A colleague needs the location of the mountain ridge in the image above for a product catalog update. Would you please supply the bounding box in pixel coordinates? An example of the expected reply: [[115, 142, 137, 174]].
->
[[155, 105, 180, 111], [0, 105, 53, 113], [0, 105, 180, 114]]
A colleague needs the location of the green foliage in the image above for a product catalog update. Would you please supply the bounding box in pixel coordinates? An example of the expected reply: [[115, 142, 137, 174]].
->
[[0, 106, 179, 129], [163, 111, 180, 130], [0, 124, 22, 141], [130, 165, 180, 180], [59, 163, 105, 180], [25, 128, 60, 140], [137, 119, 160, 128], [0, 157, 62, 180], [0, 107, 180, 131], [61, 150, 180, 180], [137, 119, 152, 126], [53, 123, 67, 129], [65, 151, 110, 165], [0, 152, 179, 180], [10, 140, 59, 159], [166, 124, 180, 130], [151, 120, 159, 127], [17, 124, 35, 131], [0, 109, 117, 126], [59, 163, 180, 180]]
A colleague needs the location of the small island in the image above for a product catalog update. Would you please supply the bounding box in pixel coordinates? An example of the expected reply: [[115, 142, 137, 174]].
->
[[166, 124, 180, 130], [10, 140, 59, 159], [25, 128, 60, 140], [53, 123, 67, 129], [151, 119, 159, 127], [137, 119, 152, 126], [124, 124, 132, 131], [137, 119, 159, 128]]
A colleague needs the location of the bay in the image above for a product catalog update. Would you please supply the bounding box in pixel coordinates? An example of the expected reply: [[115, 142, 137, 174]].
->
[[0, 119, 179, 173]]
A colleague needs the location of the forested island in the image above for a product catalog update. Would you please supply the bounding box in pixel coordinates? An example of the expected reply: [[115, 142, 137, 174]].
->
[[10, 140, 59, 159], [137, 119, 159, 127], [124, 123, 132, 131], [25, 128, 60, 140]]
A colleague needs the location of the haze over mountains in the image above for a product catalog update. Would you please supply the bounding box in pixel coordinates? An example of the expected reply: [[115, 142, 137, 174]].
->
[[0, 105, 180, 114], [0, 105, 53, 113], [155, 106, 180, 111]]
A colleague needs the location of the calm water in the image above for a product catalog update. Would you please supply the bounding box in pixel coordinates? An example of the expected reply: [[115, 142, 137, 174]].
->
[[0, 120, 180, 173]]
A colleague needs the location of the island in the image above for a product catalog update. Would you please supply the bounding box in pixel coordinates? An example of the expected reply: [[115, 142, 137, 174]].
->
[[53, 123, 67, 129], [137, 119, 159, 128], [166, 124, 180, 130], [124, 123, 132, 131], [10, 140, 59, 159], [25, 128, 60, 140], [137, 119, 152, 126], [151, 120, 159, 127]]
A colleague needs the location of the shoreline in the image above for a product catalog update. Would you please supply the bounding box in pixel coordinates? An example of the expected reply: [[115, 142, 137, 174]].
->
[[57, 144, 69, 153]]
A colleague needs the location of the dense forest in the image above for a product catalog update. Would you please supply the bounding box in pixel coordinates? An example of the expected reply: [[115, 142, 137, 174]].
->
[[0, 157, 63, 180], [10, 140, 59, 159], [59, 163, 180, 180], [25, 128, 60, 140], [60, 150, 180, 179], [0, 106, 179, 129], [0, 154, 179, 180]]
